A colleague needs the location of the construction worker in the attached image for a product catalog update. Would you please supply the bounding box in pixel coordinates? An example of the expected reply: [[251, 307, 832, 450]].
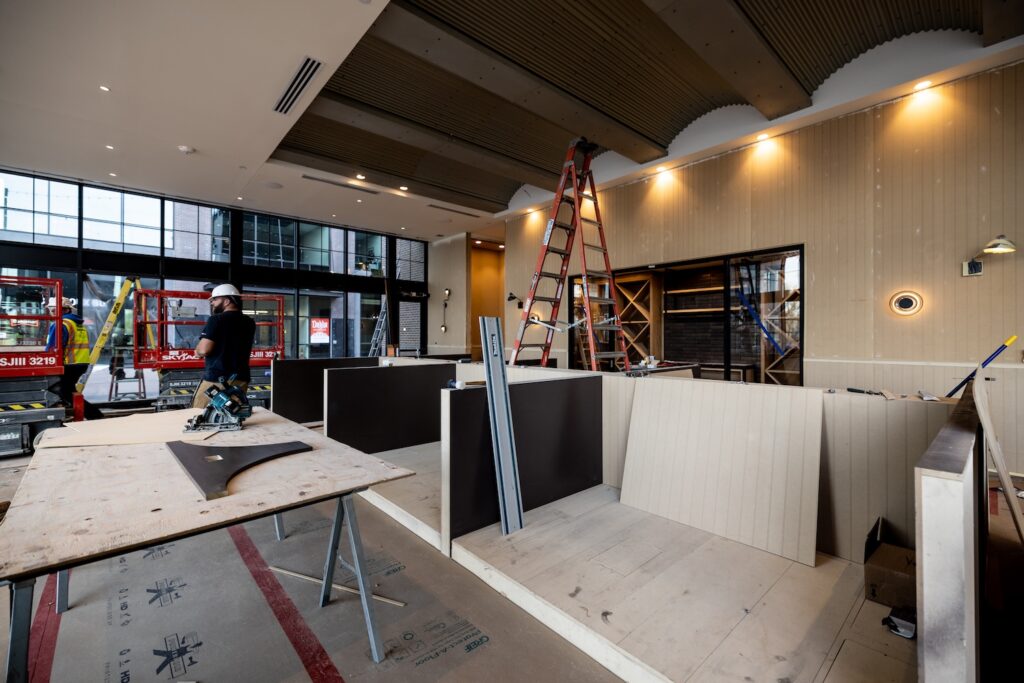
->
[[45, 297, 104, 419], [192, 284, 255, 408]]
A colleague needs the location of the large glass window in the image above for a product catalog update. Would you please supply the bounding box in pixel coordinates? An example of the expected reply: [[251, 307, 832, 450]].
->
[[0, 172, 78, 248], [396, 238, 426, 282], [298, 223, 345, 273], [347, 292, 384, 356], [244, 285, 296, 359], [165, 201, 230, 262], [242, 213, 296, 268], [83, 187, 161, 255], [0, 267, 79, 309], [80, 274, 161, 401], [348, 231, 387, 277], [298, 291, 346, 358]]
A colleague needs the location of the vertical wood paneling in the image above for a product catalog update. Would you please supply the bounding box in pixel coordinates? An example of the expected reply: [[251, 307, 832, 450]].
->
[[505, 63, 1023, 464], [817, 391, 954, 562], [620, 377, 823, 565]]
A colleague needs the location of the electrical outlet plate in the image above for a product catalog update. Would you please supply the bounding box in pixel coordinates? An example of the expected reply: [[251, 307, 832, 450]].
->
[[962, 259, 983, 276]]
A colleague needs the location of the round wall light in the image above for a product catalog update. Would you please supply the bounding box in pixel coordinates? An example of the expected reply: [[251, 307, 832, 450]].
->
[[889, 290, 923, 316]]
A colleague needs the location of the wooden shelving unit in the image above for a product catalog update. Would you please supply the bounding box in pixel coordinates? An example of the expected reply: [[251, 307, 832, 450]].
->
[[613, 273, 661, 364]]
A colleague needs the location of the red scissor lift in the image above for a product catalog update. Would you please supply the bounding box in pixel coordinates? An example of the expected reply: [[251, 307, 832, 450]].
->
[[133, 289, 285, 410], [0, 276, 68, 456]]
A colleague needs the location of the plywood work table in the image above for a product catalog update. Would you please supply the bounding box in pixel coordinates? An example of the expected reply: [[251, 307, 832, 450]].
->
[[0, 408, 413, 682]]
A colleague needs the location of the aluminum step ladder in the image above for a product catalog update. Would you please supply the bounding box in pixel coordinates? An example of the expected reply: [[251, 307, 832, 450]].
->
[[509, 138, 631, 372]]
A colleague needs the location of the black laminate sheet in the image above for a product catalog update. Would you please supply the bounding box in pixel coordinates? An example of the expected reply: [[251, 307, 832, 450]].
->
[[167, 440, 313, 500], [447, 375, 602, 539], [324, 364, 456, 453], [270, 357, 378, 423]]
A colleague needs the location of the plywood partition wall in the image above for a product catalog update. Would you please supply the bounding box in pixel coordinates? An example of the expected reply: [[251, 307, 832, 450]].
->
[[504, 63, 1024, 460], [818, 392, 954, 563], [620, 377, 823, 566], [270, 356, 379, 423], [324, 364, 455, 453], [440, 377, 603, 552]]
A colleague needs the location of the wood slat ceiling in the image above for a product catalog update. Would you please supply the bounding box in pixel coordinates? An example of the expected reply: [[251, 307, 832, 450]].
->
[[326, 37, 573, 175], [280, 116, 521, 212], [407, 0, 744, 148], [736, 0, 983, 93], [274, 0, 996, 215]]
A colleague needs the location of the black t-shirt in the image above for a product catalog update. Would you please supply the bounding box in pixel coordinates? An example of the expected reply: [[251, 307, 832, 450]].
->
[[199, 310, 256, 382]]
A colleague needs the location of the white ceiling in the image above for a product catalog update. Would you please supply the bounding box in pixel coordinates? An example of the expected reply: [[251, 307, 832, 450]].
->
[[0, 0, 498, 243]]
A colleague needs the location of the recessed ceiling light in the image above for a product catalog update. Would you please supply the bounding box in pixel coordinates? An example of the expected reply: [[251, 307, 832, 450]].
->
[[499, 244, 505, 249], [104, 144, 114, 150], [400, 226, 406, 230], [236, 196, 243, 201], [655, 166, 666, 172], [914, 80, 933, 91], [399, 185, 408, 191], [108, 172, 117, 177], [99, 85, 110, 92], [357, 199, 363, 203], [356, 173, 366, 180], [331, 213, 336, 218], [756, 133, 769, 141], [475, 240, 482, 245]]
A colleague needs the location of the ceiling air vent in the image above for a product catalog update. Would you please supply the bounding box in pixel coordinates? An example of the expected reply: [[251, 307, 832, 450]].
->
[[428, 204, 481, 218], [274, 57, 322, 114], [301, 174, 380, 195]]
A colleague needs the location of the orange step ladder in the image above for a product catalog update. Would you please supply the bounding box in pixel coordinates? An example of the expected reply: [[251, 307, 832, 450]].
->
[[510, 138, 630, 372]]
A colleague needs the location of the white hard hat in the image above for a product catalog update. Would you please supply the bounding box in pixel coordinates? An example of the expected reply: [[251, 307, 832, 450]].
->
[[209, 284, 241, 299]]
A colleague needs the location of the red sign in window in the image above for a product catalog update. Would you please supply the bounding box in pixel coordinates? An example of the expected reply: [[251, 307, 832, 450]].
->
[[309, 317, 330, 344]]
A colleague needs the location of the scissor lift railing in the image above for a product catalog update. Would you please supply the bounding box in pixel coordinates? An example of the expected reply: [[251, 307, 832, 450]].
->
[[133, 289, 285, 410], [0, 276, 67, 456], [133, 290, 285, 370], [0, 276, 65, 379]]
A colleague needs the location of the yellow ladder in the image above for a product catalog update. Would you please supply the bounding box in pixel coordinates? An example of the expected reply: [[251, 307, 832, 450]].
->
[[75, 277, 142, 393]]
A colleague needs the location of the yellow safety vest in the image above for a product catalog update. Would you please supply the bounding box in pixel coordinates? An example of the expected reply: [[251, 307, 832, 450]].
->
[[62, 319, 92, 364]]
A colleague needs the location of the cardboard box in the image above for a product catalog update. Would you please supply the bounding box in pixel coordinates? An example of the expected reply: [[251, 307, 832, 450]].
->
[[864, 517, 917, 609]]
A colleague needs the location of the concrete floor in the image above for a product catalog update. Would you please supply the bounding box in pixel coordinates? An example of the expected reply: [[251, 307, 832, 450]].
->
[[1, 498, 619, 682]]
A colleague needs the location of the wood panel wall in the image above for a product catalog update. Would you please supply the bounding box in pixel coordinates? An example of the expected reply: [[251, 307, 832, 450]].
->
[[620, 376, 824, 566], [505, 62, 1024, 467], [819, 392, 954, 563]]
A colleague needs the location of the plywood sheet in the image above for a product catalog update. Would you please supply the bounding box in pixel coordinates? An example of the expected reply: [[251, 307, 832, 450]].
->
[[620, 377, 823, 565], [36, 409, 217, 448], [0, 408, 413, 581], [454, 485, 866, 683]]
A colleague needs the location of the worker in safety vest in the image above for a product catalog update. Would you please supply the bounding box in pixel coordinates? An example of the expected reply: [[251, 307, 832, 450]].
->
[[46, 297, 104, 419]]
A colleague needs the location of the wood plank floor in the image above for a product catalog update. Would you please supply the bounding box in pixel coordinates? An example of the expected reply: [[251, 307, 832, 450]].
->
[[359, 442, 442, 549], [454, 485, 916, 682]]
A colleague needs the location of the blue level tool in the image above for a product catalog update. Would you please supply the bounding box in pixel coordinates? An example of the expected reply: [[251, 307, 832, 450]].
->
[[946, 335, 1017, 397]]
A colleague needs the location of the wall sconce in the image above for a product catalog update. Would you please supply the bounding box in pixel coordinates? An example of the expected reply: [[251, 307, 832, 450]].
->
[[962, 234, 1016, 276], [507, 292, 523, 309], [889, 290, 923, 316]]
